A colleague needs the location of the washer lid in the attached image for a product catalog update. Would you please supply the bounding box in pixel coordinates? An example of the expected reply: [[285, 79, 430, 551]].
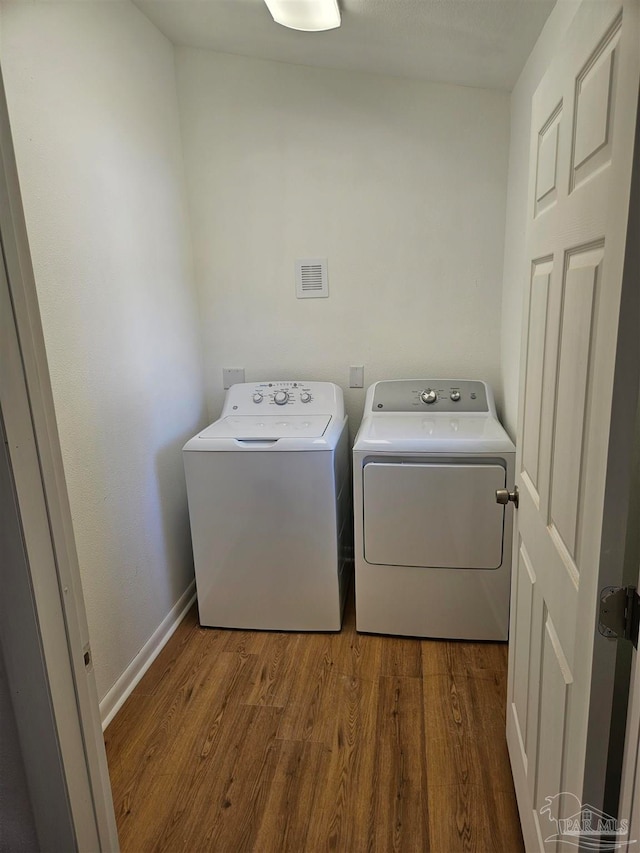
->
[[197, 414, 332, 440]]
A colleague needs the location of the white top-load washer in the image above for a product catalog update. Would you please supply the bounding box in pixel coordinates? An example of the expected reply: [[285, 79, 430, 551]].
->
[[183, 381, 350, 631], [353, 379, 515, 640]]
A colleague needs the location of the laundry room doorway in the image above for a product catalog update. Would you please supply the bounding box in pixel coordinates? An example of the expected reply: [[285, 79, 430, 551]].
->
[[1, 0, 639, 848]]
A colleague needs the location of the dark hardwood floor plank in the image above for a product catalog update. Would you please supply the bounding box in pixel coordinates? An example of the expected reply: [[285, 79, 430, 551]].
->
[[276, 631, 335, 743], [252, 739, 332, 852], [170, 705, 283, 853], [105, 624, 234, 786], [110, 650, 260, 850], [331, 621, 382, 680], [160, 649, 261, 767], [422, 638, 508, 679], [333, 629, 423, 680], [333, 590, 377, 679], [304, 673, 379, 851], [240, 630, 300, 707], [113, 772, 180, 851], [222, 627, 268, 655], [104, 693, 152, 792], [427, 783, 524, 853], [379, 634, 424, 678], [422, 671, 513, 793], [373, 676, 429, 853], [333, 593, 422, 680]]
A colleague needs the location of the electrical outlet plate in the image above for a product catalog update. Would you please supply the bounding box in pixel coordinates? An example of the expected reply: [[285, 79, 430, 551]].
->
[[223, 368, 245, 389], [349, 366, 364, 388]]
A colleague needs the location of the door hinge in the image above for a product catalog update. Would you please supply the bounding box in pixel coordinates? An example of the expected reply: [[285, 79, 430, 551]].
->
[[598, 586, 640, 647]]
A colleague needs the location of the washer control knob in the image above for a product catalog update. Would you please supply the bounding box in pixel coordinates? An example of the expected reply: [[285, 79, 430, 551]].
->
[[300, 392, 312, 403], [273, 390, 289, 406], [252, 392, 263, 404], [450, 390, 461, 402], [420, 389, 437, 405]]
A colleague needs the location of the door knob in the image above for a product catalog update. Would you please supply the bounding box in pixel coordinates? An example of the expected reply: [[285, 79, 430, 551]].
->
[[496, 486, 519, 509]]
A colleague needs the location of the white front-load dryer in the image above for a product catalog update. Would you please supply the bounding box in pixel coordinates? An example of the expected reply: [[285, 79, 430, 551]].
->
[[183, 381, 350, 631], [353, 379, 515, 640]]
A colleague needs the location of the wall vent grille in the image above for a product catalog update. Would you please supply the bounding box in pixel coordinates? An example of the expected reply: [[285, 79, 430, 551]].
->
[[296, 258, 328, 299]]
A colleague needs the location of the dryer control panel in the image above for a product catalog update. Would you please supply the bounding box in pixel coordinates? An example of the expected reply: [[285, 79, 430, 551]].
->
[[371, 380, 489, 413]]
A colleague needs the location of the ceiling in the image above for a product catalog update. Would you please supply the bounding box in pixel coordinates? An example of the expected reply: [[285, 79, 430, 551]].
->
[[134, 0, 556, 92]]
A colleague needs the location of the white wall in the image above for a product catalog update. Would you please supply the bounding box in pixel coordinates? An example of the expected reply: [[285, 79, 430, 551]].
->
[[175, 49, 510, 428], [499, 0, 581, 437], [1, 1, 206, 701]]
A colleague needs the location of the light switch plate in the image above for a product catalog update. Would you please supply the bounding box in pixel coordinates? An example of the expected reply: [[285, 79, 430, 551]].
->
[[349, 365, 364, 388], [223, 368, 245, 389]]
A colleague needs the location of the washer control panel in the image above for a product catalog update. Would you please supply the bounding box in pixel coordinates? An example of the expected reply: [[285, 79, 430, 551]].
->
[[372, 380, 489, 413], [252, 382, 315, 407], [222, 381, 344, 417]]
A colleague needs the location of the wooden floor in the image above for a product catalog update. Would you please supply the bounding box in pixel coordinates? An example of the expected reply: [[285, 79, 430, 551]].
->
[[105, 589, 524, 852]]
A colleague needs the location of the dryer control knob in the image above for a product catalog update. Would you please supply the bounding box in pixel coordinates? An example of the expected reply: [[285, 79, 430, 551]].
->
[[274, 390, 289, 405], [450, 391, 461, 402], [420, 389, 437, 405], [300, 392, 312, 403], [252, 392, 264, 403]]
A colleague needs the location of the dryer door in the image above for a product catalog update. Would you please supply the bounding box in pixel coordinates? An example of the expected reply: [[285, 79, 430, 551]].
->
[[363, 462, 506, 569]]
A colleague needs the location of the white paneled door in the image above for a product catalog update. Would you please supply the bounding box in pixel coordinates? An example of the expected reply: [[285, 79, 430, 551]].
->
[[507, 1, 639, 848]]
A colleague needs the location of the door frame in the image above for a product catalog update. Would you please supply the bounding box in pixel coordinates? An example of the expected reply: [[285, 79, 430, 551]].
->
[[0, 65, 118, 850], [613, 85, 640, 833], [583, 82, 640, 816]]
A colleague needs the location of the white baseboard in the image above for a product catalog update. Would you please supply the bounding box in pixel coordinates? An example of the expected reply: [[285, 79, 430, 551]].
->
[[100, 580, 196, 730]]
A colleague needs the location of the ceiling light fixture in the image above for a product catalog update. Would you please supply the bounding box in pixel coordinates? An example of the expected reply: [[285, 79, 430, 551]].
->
[[263, 0, 341, 32]]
